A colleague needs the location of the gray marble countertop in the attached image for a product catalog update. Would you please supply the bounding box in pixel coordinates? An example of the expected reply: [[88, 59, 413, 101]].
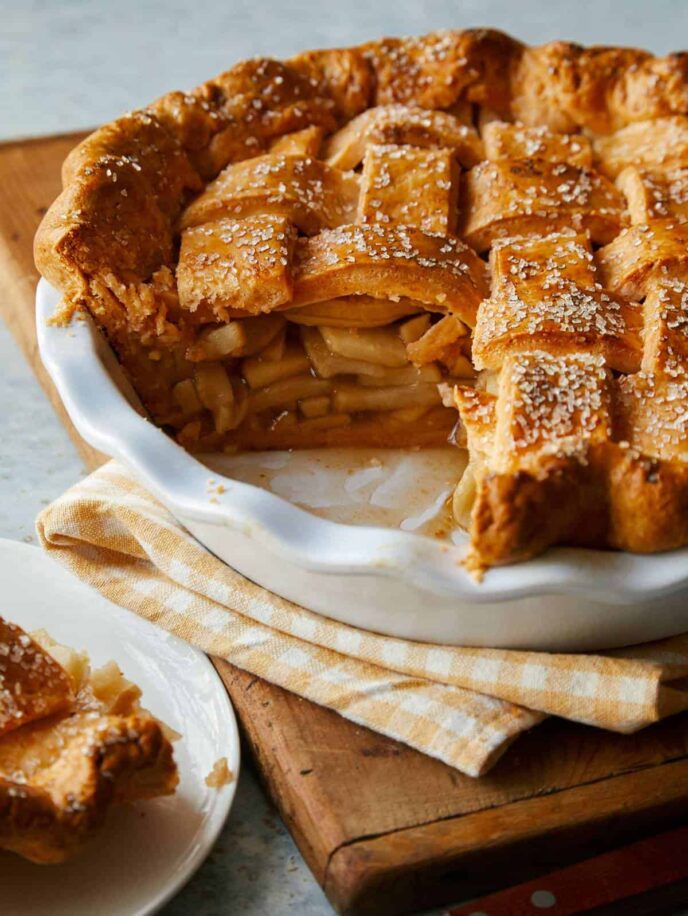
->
[[3, 2, 688, 912]]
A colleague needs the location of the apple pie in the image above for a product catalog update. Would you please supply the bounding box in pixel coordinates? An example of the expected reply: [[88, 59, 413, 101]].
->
[[34, 29, 688, 569], [0, 617, 177, 863]]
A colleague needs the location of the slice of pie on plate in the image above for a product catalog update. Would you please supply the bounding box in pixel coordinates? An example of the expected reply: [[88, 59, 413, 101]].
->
[[0, 616, 177, 863]]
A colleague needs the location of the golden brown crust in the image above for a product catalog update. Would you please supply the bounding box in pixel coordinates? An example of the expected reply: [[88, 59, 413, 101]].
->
[[482, 121, 593, 168], [594, 117, 688, 180], [471, 442, 688, 568], [291, 224, 488, 322], [0, 714, 176, 863], [147, 89, 225, 165], [606, 446, 688, 552], [199, 58, 340, 177], [510, 41, 583, 133], [596, 219, 688, 299], [612, 52, 688, 130], [322, 105, 483, 170], [180, 152, 359, 234], [473, 233, 642, 373], [459, 159, 626, 252], [0, 621, 177, 864], [177, 215, 297, 318], [510, 41, 688, 134], [60, 110, 202, 214], [363, 29, 524, 114], [287, 47, 374, 121], [0, 619, 74, 737], [470, 455, 608, 567]]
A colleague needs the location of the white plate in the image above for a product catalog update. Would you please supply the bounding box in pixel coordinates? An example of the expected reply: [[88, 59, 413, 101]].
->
[[36, 279, 688, 651], [0, 539, 239, 916]]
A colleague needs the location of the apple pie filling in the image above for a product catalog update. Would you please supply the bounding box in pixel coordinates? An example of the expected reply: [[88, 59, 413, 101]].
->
[[173, 305, 475, 450]]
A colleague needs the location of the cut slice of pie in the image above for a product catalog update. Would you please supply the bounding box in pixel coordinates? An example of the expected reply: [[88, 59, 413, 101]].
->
[[0, 617, 177, 863], [33, 28, 688, 571]]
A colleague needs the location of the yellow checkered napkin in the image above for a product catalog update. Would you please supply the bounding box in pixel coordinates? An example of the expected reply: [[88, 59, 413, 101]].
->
[[37, 461, 688, 777]]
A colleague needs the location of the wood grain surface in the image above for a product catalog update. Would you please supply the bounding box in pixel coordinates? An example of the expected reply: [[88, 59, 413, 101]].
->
[[2, 131, 688, 916]]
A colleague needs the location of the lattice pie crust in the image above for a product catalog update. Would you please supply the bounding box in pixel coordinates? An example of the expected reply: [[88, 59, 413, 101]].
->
[[34, 29, 688, 569]]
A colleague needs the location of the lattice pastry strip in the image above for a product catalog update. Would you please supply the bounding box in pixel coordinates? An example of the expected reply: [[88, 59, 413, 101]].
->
[[615, 372, 688, 463], [490, 351, 613, 473], [596, 219, 688, 300], [455, 352, 614, 478], [357, 144, 459, 234], [322, 104, 483, 169], [291, 223, 489, 325], [177, 214, 297, 319], [473, 232, 642, 372], [641, 267, 688, 375], [453, 352, 615, 568], [269, 126, 325, 157], [180, 152, 359, 235], [617, 166, 688, 225], [593, 116, 688, 179], [459, 159, 626, 252], [481, 121, 593, 168]]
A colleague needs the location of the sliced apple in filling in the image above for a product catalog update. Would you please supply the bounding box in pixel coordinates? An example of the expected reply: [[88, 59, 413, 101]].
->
[[332, 381, 442, 413], [407, 315, 475, 378], [187, 314, 286, 360], [173, 270, 484, 447], [319, 325, 409, 367], [285, 295, 423, 328], [194, 362, 248, 433], [301, 326, 391, 378], [357, 364, 442, 387], [248, 375, 332, 414], [242, 343, 311, 388], [175, 310, 476, 445]]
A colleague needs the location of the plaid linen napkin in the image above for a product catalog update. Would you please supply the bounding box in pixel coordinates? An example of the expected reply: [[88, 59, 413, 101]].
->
[[36, 461, 688, 777]]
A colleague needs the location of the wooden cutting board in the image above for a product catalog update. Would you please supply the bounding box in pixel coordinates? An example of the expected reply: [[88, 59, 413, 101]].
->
[[2, 131, 688, 916]]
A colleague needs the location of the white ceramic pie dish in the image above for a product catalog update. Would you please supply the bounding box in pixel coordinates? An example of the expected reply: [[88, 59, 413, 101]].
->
[[36, 278, 688, 651]]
